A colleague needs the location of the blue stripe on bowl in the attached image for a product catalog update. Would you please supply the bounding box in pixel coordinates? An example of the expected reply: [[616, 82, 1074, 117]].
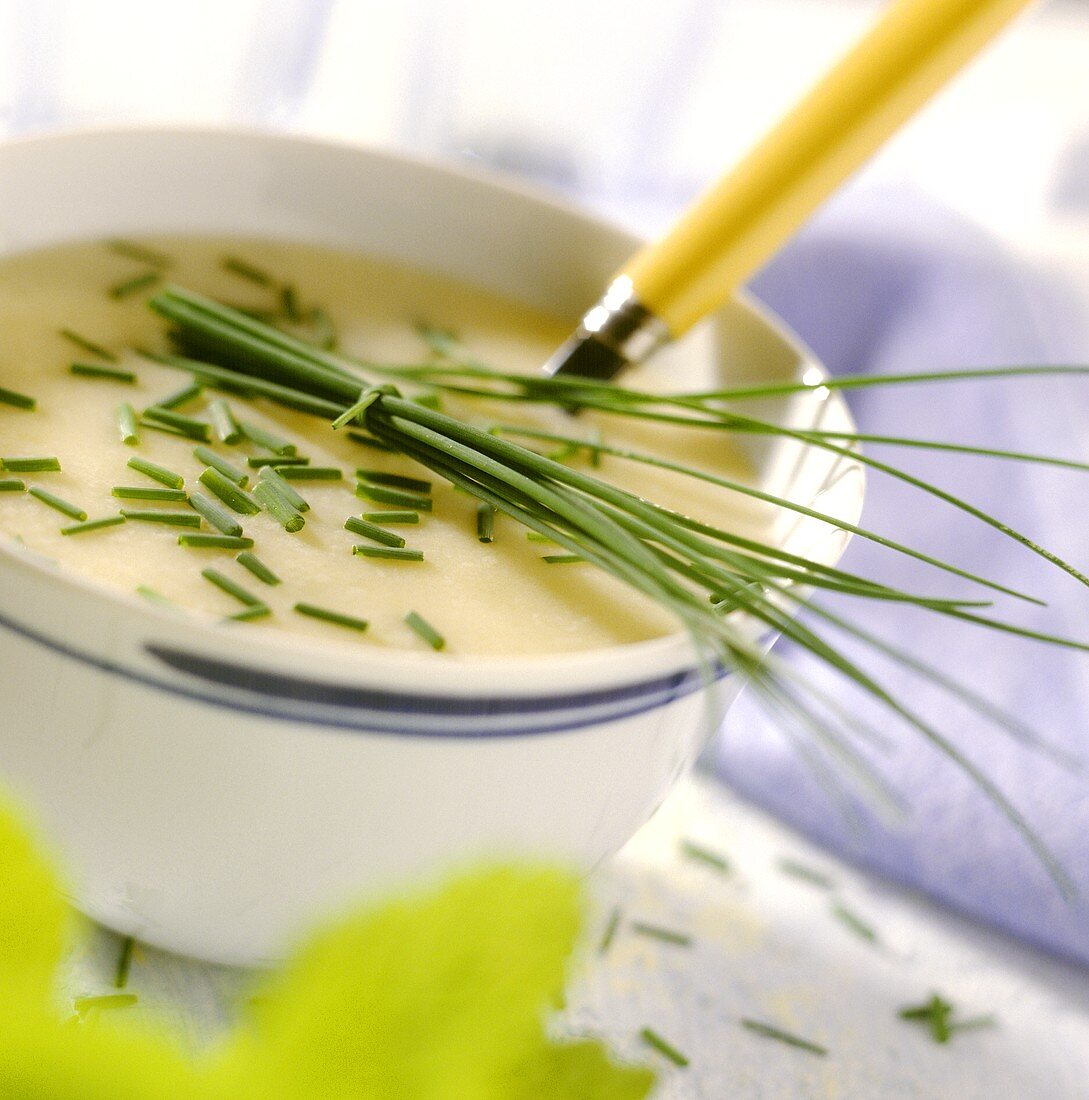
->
[[0, 607, 722, 738]]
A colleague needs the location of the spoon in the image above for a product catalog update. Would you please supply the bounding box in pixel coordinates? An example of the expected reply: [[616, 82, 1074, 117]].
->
[[543, 0, 1037, 380]]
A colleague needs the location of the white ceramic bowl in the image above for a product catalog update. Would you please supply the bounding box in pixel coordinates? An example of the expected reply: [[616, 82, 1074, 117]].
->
[[0, 129, 863, 964]]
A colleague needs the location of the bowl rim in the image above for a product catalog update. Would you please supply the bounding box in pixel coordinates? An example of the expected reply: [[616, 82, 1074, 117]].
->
[[0, 124, 864, 692]]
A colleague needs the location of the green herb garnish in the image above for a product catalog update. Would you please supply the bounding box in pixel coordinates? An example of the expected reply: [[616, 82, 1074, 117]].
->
[[114, 936, 135, 989], [542, 554, 584, 564], [70, 362, 136, 383], [28, 487, 85, 521], [127, 456, 183, 489], [252, 481, 305, 532], [188, 491, 244, 536], [247, 455, 309, 468], [2, 456, 61, 473], [73, 993, 138, 1015], [361, 510, 419, 524], [273, 465, 341, 481], [228, 604, 272, 622], [357, 469, 432, 494], [142, 406, 210, 442], [240, 420, 296, 456], [740, 1019, 827, 1056], [198, 467, 261, 515], [120, 509, 201, 527], [136, 585, 177, 606], [193, 446, 248, 487], [61, 515, 125, 536], [405, 611, 445, 650], [0, 385, 36, 410], [679, 840, 730, 874], [156, 382, 204, 410], [257, 466, 310, 512], [59, 328, 115, 361], [630, 922, 691, 947], [639, 1027, 689, 1068], [293, 602, 368, 632], [208, 398, 242, 444], [898, 994, 996, 1043], [222, 255, 273, 286], [344, 516, 406, 548], [776, 858, 835, 889], [477, 502, 495, 543], [109, 271, 161, 300], [832, 902, 878, 943], [0, 479, 26, 492], [355, 483, 433, 511], [331, 387, 387, 430], [106, 239, 172, 267], [598, 907, 622, 955], [177, 534, 254, 549], [112, 486, 188, 502], [236, 551, 281, 586], [202, 567, 263, 607], [352, 545, 424, 562], [117, 402, 139, 446]]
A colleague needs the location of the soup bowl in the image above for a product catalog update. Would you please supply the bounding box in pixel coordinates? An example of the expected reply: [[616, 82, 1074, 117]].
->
[[0, 128, 863, 964]]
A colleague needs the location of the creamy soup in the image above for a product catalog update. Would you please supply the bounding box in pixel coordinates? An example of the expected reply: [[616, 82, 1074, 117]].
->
[[0, 238, 772, 655]]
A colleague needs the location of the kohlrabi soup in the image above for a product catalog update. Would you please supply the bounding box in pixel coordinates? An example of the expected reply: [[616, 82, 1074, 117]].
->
[[0, 238, 772, 655]]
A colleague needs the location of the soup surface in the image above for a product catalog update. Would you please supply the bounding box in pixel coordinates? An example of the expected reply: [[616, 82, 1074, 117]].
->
[[0, 238, 772, 655]]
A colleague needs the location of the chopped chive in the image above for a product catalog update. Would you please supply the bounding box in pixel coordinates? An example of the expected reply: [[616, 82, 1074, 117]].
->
[[28, 487, 85, 521], [209, 399, 242, 444], [112, 486, 188, 502], [542, 554, 584, 564], [127, 456, 183, 489], [630, 922, 692, 947], [414, 320, 460, 357], [198, 467, 261, 515], [156, 382, 203, 410], [61, 515, 125, 536], [0, 479, 26, 492], [114, 936, 135, 990], [361, 510, 419, 525], [202, 567, 263, 607], [2, 456, 61, 473], [679, 840, 730, 874], [59, 328, 115, 361], [136, 585, 176, 607], [142, 406, 210, 442], [347, 430, 396, 452], [357, 469, 432, 493], [139, 417, 195, 441], [832, 902, 878, 943], [280, 283, 303, 322], [257, 466, 309, 512], [117, 402, 139, 446], [107, 239, 172, 268], [193, 446, 248, 487], [344, 516, 405, 547], [272, 465, 341, 481], [236, 551, 280, 586], [352, 545, 424, 562], [897, 994, 995, 1043], [120, 509, 201, 527], [294, 602, 368, 632], [740, 1020, 828, 1057], [70, 362, 136, 383], [355, 483, 432, 511], [177, 534, 253, 549], [189, 491, 244, 536], [598, 907, 622, 955], [247, 455, 309, 468], [73, 993, 138, 1015], [476, 502, 495, 543], [776, 857, 835, 890], [252, 481, 304, 532], [526, 531, 558, 543], [331, 386, 386, 430], [405, 611, 445, 650], [0, 385, 36, 410], [240, 420, 296, 456], [639, 1028, 689, 1068], [228, 604, 272, 622], [222, 256, 273, 286], [109, 270, 161, 300]]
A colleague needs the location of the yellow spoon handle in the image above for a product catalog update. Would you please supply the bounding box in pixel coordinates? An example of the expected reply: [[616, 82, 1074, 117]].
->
[[623, 0, 1037, 338]]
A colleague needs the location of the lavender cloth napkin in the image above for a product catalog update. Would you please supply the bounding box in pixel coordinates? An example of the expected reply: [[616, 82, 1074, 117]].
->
[[710, 187, 1089, 964]]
